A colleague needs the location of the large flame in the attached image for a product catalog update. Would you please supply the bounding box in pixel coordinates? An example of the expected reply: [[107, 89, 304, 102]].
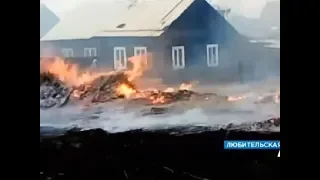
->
[[126, 53, 151, 81], [40, 57, 115, 86], [41, 55, 276, 105], [40, 54, 150, 87]]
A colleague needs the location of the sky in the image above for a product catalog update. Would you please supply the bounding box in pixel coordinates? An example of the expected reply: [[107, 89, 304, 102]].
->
[[42, 0, 280, 19]]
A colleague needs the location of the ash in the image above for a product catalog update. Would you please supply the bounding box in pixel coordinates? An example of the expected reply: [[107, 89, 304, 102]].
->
[[40, 78, 280, 133], [40, 72, 71, 109]]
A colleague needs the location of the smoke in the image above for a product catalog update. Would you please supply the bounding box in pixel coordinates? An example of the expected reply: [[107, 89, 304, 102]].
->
[[40, 43, 61, 57], [229, 1, 279, 38]]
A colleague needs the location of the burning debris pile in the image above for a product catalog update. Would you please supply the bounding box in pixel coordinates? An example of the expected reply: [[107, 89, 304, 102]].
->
[[40, 57, 280, 111], [39, 57, 209, 109], [40, 71, 204, 109], [72, 72, 136, 103], [74, 78, 207, 106]]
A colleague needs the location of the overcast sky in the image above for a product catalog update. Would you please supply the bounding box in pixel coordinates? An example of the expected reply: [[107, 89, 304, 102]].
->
[[42, 0, 280, 19]]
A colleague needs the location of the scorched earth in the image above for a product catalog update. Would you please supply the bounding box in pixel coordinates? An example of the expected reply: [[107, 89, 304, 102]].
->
[[40, 56, 280, 133]]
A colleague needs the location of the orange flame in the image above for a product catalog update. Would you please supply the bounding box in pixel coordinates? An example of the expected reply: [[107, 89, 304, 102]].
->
[[41, 54, 151, 87], [40, 57, 115, 86], [149, 96, 166, 104], [126, 54, 151, 81], [227, 95, 247, 102], [115, 54, 150, 97], [40, 55, 198, 106], [115, 83, 137, 98]]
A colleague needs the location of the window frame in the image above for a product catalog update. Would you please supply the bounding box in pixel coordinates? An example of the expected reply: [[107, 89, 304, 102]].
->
[[61, 48, 74, 58], [206, 44, 219, 67], [172, 46, 185, 69], [84, 47, 97, 57], [113, 47, 127, 70]]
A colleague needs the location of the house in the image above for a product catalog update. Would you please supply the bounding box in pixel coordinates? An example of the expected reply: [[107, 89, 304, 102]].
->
[[249, 39, 280, 78], [40, 0, 273, 83], [40, 3, 60, 39]]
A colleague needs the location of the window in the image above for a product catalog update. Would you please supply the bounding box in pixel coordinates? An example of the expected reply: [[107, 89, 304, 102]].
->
[[134, 47, 147, 57], [172, 46, 185, 69], [61, 48, 74, 58], [84, 47, 97, 57], [134, 46, 148, 65], [113, 47, 127, 70], [206, 44, 219, 67]]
